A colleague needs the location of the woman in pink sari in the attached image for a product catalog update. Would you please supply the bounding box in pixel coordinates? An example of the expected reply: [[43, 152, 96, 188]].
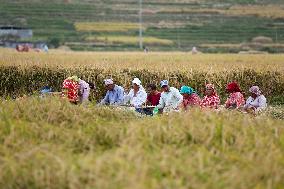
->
[[225, 82, 245, 109], [200, 84, 220, 109]]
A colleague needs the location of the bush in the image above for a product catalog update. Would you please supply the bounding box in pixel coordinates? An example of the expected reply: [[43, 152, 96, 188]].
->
[[48, 37, 62, 48], [252, 36, 273, 44]]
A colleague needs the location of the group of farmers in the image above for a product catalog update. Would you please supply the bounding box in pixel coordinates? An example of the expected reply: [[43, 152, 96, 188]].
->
[[58, 76, 267, 115]]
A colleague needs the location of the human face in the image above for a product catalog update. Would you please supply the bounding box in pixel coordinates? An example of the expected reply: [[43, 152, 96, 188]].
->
[[182, 93, 189, 99], [205, 87, 214, 96], [161, 85, 169, 92], [147, 87, 154, 94], [251, 92, 257, 99], [133, 83, 140, 91], [106, 84, 115, 91]]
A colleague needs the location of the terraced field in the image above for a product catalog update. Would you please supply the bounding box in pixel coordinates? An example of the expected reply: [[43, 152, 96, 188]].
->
[[0, 0, 283, 51]]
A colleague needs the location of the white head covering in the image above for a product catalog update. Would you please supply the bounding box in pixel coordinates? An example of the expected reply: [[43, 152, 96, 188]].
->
[[249, 86, 261, 96], [104, 79, 114, 86], [132, 78, 141, 86], [160, 80, 169, 87]]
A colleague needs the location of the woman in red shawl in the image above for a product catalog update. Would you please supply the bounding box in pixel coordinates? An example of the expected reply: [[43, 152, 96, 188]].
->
[[225, 82, 245, 109], [200, 84, 220, 109], [62, 76, 80, 103]]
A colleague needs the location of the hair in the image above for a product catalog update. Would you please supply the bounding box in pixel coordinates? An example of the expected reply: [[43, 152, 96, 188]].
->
[[88, 82, 95, 89], [147, 84, 157, 90]]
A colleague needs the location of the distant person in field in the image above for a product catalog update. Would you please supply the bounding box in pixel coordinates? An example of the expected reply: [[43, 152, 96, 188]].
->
[[191, 46, 198, 54], [100, 79, 124, 106], [243, 86, 267, 114], [200, 84, 220, 109], [16, 44, 29, 52], [143, 46, 149, 53], [225, 82, 245, 109], [23, 44, 30, 52], [43, 44, 49, 53], [124, 78, 147, 112], [146, 84, 161, 106], [156, 80, 183, 113], [16, 45, 22, 52], [179, 86, 201, 111], [16, 44, 42, 53]]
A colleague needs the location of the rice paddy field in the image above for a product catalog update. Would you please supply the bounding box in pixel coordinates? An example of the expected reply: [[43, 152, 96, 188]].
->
[[0, 48, 284, 103], [0, 49, 284, 188]]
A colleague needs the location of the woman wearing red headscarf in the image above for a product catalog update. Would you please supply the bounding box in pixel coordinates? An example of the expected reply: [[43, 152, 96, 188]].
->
[[225, 82, 245, 109], [200, 84, 220, 109]]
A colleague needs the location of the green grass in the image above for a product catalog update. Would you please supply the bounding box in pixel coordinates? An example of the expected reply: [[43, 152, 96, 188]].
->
[[147, 16, 282, 44], [0, 96, 283, 188]]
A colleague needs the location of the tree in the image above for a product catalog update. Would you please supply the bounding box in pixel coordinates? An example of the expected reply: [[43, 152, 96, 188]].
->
[[48, 37, 62, 48]]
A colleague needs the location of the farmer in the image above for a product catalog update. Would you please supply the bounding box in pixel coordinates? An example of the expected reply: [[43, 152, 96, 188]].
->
[[43, 44, 49, 53], [62, 76, 80, 104], [243, 86, 267, 114], [78, 79, 92, 103], [179, 85, 201, 111], [156, 80, 183, 113], [139, 84, 162, 116], [100, 79, 124, 106], [191, 46, 198, 54], [225, 82, 245, 109], [124, 78, 147, 112], [200, 84, 220, 109], [62, 76, 93, 104], [146, 84, 161, 106]]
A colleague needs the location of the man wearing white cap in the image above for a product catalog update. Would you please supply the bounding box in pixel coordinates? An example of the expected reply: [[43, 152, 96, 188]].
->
[[124, 78, 147, 110], [157, 80, 183, 113], [100, 79, 124, 105]]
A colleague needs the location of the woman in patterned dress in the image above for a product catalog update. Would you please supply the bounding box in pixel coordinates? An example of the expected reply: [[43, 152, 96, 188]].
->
[[225, 82, 245, 109], [179, 86, 201, 111], [243, 86, 267, 114], [62, 76, 80, 104], [200, 84, 220, 109]]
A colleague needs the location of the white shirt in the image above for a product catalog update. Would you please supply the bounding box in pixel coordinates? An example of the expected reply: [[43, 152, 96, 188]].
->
[[244, 95, 267, 112], [157, 87, 183, 112], [79, 79, 90, 102], [124, 86, 147, 108]]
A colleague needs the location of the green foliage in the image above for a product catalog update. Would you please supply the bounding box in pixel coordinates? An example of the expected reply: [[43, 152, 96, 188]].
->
[[48, 37, 62, 48]]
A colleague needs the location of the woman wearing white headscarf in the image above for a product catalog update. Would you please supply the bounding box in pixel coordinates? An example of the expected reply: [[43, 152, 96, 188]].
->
[[244, 86, 267, 114], [124, 78, 147, 109]]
